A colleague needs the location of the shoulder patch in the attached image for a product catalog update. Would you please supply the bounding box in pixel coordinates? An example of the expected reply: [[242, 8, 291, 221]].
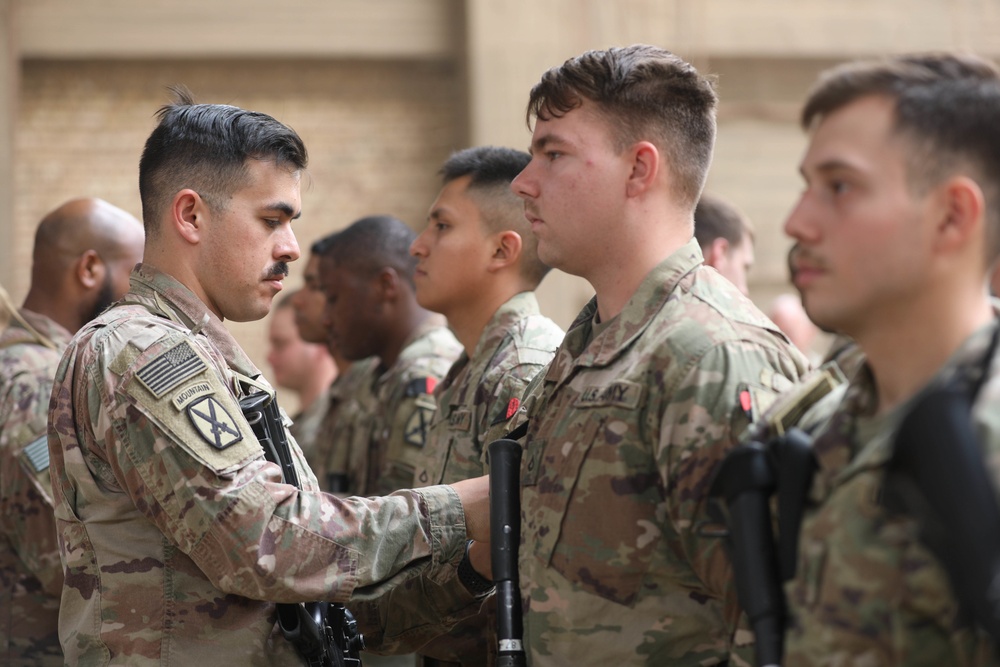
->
[[404, 404, 434, 447], [21, 435, 49, 473], [136, 340, 207, 398], [187, 396, 243, 450], [506, 397, 521, 420], [405, 377, 436, 397]]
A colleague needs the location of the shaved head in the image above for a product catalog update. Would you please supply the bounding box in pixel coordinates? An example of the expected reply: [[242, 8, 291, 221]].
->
[[25, 197, 145, 331]]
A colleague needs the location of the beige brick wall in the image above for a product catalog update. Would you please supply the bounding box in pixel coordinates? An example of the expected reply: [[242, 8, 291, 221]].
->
[[13, 58, 464, 385]]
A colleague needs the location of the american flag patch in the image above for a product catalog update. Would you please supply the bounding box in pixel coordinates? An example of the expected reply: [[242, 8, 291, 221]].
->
[[22, 435, 49, 473], [136, 341, 207, 398]]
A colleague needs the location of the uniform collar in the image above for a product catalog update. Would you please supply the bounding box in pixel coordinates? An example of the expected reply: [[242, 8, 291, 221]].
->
[[546, 238, 703, 380], [126, 263, 258, 377]]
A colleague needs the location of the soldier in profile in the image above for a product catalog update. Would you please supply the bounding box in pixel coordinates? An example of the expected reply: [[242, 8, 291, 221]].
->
[[47, 91, 489, 665], [503, 45, 808, 665]]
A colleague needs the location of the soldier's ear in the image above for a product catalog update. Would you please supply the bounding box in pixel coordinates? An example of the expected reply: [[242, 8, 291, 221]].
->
[[934, 176, 984, 257], [75, 249, 106, 290], [625, 141, 660, 198], [373, 266, 401, 302], [171, 189, 208, 244], [488, 230, 522, 272]]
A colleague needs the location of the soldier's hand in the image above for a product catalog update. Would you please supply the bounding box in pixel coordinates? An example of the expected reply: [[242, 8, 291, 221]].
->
[[449, 475, 490, 542]]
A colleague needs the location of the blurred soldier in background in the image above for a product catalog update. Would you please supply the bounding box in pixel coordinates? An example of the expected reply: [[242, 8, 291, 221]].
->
[[695, 192, 756, 296], [266, 291, 338, 450], [319, 215, 461, 497], [0, 197, 143, 665]]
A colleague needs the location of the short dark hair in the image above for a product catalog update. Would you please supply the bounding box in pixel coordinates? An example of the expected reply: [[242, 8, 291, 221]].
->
[[802, 53, 1000, 260], [310, 231, 338, 257], [320, 215, 418, 288], [138, 86, 308, 236], [439, 146, 550, 287], [694, 193, 751, 250], [525, 44, 717, 208]]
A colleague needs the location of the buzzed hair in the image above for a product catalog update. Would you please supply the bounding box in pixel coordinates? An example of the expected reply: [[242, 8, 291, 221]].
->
[[320, 215, 418, 288], [440, 146, 551, 287], [802, 53, 1000, 260], [526, 44, 717, 209], [694, 193, 752, 250], [138, 86, 308, 237]]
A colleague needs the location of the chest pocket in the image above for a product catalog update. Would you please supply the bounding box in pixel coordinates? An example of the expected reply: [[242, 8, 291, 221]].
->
[[417, 404, 479, 486], [522, 396, 662, 607]]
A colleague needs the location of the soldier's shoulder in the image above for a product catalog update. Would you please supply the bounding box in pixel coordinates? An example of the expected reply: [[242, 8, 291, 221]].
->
[[481, 314, 562, 375]]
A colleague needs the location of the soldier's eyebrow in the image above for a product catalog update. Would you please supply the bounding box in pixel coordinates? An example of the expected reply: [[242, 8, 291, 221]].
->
[[263, 202, 301, 220]]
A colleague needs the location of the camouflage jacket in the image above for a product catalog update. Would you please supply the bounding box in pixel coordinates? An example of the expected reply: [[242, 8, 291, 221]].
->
[[0, 309, 71, 666], [517, 240, 809, 666], [409, 292, 562, 667], [47, 264, 470, 666], [288, 382, 333, 471], [311, 357, 379, 495], [414, 291, 563, 487], [349, 320, 461, 496], [781, 318, 1000, 666]]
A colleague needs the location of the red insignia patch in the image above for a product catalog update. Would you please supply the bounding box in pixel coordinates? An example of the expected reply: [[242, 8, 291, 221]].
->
[[506, 397, 521, 420], [426, 377, 437, 394]]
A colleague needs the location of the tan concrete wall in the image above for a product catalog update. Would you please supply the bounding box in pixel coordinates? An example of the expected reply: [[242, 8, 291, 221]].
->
[[5, 0, 1000, 374], [13, 58, 464, 377]]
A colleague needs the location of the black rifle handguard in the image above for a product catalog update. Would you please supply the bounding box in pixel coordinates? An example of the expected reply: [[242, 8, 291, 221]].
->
[[710, 441, 784, 667], [883, 383, 1000, 646], [488, 439, 527, 667], [240, 391, 364, 667]]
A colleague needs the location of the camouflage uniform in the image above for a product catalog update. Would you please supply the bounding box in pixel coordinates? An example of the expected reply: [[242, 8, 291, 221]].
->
[[47, 265, 472, 665], [0, 309, 71, 666], [414, 291, 563, 487], [412, 292, 563, 667], [310, 358, 379, 495], [515, 240, 809, 666], [777, 319, 1000, 666], [287, 384, 331, 471], [350, 320, 461, 497]]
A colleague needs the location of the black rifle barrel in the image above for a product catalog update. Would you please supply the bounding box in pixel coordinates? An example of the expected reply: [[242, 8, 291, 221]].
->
[[488, 439, 527, 667]]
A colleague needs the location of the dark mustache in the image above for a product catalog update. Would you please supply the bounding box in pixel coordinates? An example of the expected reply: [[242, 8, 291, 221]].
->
[[266, 263, 289, 279]]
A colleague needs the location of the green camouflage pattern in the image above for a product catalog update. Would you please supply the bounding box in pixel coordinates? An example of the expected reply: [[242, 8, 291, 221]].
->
[[517, 239, 809, 666], [414, 291, 563, 487], [411, 292, 562, 667], [288, 384, 331, 471], [309, 357, 379, 495], [47, 264, 470, 665], [340, 320, 461, 497], [780, 319, 1000, 666], [0, 309, 72, 666]]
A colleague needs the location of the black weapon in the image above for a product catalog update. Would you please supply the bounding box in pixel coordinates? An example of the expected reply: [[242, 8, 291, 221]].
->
[[883, 381, 1000, 646], [488, 439, 527, 667], [240, 391, 365, 667], [709, 428, 817, 667]]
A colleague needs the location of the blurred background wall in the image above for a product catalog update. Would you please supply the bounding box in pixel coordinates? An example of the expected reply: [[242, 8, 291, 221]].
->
[[1, 0, 998, 390]]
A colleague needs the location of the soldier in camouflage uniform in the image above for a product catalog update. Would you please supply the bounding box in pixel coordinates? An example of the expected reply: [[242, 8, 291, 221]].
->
[[408, 147, 564, 666], [318, 216, 462, 497], [266, 292, 337, 455], [761, 53, 1000, 665], [0, 198, 143, 666], [47, 91, 490, 665], [289, 239, 377, 494], [499, 45, 810, 666]]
